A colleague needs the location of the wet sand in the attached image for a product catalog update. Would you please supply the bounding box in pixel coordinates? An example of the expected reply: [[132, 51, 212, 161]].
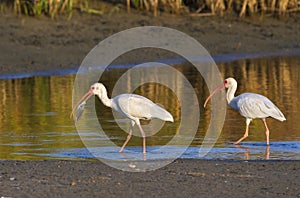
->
[[0, 10, 299, 76], [0, 160, 299, 197], [0, 7, 300, 197]]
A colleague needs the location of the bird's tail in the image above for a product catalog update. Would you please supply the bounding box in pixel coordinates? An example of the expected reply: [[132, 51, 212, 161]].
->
[[151, 104, 174, 122], [272, 106, 286, 122]]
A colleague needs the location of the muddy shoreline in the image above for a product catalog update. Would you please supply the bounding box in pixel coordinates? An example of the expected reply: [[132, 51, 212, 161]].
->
[[0, 159, 299, 197], [0, 10, 299, 76]]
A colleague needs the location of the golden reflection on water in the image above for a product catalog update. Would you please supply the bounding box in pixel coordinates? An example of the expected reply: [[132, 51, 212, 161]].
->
[[0, 56, 299, 160], [0, 75, 80, 159]]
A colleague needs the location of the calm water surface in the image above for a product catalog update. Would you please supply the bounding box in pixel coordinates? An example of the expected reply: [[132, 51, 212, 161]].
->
[[0, 55, 299, 160]]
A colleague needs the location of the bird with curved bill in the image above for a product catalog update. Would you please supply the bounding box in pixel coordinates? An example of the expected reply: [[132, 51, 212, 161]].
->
[[71, 83, 174, 154], [204, 77, 286, 145]]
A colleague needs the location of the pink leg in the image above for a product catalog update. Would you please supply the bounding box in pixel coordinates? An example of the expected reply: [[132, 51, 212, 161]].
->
[[119, 122, 134, 153], [137, 124, 146, 154], [262, 119, 270, 146], [265, 146, 270, 160], [234, 119, 251, 145]]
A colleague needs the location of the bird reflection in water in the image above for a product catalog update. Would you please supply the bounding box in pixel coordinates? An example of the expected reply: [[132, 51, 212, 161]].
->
[[235, 144, 270, 160]]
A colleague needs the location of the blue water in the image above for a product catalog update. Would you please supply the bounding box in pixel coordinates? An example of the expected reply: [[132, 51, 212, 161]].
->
[[32, 141, 300, 161], [1, 50, 300, 80]]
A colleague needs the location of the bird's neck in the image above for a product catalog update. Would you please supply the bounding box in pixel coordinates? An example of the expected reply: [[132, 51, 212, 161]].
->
[[226, 85, 237, 104], [97, 89, 112, 108]]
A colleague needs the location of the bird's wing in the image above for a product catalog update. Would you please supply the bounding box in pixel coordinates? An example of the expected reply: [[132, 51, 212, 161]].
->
[[237, 93, 270, 119], [259, 96, 286, 121], [128, 95, 153, 119], [113, 94, 173, 122], [237, 93, 285, 121], [112, 94, 153, 119]]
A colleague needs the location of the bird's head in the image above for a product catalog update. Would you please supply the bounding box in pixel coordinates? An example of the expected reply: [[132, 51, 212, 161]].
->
[[70, 82, 106, 120], [90, 83, 106, 98], [224, 77, 237, 89], [204, 77, 237, 108]]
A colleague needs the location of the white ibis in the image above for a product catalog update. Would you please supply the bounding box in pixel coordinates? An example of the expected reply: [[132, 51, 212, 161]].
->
[[71, 83, 174, 153], [204, 77, 286, 145]]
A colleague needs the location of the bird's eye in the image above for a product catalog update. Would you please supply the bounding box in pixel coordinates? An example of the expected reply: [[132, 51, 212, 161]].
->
[[224, 80, 228, 84], [91, 87, 95, 90]]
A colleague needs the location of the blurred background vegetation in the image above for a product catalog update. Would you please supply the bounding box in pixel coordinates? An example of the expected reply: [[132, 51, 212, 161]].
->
[[0, 0, 298, 18]]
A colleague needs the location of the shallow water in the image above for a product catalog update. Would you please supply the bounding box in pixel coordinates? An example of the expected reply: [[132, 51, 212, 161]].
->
[[0, 55, 299, 161]]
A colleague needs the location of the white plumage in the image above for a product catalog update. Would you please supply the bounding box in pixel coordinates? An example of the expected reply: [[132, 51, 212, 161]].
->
[[111, 94, 173, 122], [71, 83, 173, 153], [231, 93, 286, 121], [204, 77, 286, 145]]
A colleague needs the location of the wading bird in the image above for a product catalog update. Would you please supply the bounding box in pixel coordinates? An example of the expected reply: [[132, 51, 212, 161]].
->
[[71, 83, 174, 154], [204, 77, 286, 145]]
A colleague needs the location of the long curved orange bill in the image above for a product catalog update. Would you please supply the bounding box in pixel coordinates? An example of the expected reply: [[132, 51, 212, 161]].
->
[[70, 90, 93, 120], [204, 83, 225, 108]]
